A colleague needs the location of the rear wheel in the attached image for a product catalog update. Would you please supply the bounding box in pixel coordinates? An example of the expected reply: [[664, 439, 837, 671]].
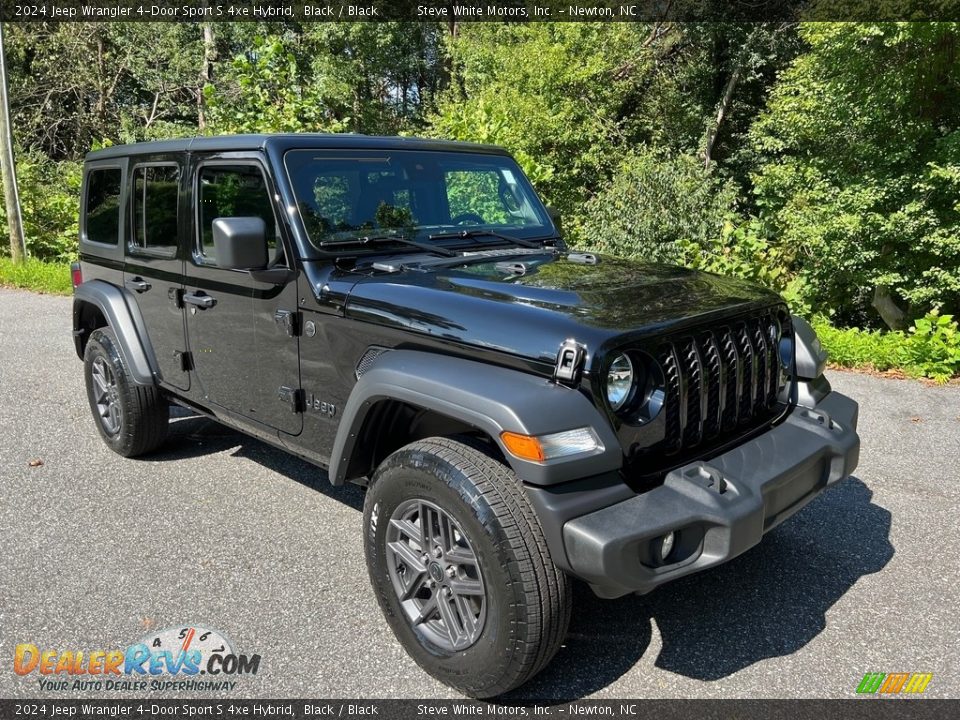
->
[[363, 437, 572, 698], [83, 327, 168, 457]]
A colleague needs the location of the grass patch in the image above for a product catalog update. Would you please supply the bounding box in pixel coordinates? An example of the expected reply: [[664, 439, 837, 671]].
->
[[0, 257, 72, 295]]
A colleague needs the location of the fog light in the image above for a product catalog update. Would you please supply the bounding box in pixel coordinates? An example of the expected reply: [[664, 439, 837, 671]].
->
[[659, 531, 675, 562]]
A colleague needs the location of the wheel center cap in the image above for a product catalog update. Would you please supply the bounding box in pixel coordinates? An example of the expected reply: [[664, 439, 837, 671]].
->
[[429, 563, 444, 583]]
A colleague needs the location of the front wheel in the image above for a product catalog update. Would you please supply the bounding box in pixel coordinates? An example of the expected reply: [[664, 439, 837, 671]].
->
[[363, 437, 572, 698]]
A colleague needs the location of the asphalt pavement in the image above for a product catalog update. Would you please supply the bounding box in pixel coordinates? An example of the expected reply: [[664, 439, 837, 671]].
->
[[1, 287, 958, 699]]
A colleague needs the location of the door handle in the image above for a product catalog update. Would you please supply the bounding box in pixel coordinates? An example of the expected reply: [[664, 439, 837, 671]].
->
[[183, 292, 216, 309], [124, 277, 151, 293]]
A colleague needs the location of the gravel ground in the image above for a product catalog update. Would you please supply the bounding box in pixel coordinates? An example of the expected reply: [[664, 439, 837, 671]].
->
[[1, 287, 958, 700]]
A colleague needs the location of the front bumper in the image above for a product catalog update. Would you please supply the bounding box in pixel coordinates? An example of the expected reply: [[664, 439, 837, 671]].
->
[[562, 391, 860, 598]]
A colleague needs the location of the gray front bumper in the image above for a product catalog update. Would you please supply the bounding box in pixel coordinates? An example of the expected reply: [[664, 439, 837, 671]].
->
[[563, 391, 860, 598]]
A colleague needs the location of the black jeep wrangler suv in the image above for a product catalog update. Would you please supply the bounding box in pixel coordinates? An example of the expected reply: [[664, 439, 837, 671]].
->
[[71, 134, 859, 697]]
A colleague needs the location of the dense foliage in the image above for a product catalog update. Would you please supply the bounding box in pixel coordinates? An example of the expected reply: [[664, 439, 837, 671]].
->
[[812, 311, 960, 384], [1, 20, 958, 379], [751, 23, 960, 330]]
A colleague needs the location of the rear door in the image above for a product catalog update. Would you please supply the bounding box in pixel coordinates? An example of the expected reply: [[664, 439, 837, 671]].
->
[[123, 157, 190, 391], [183, 154, 302, 436]]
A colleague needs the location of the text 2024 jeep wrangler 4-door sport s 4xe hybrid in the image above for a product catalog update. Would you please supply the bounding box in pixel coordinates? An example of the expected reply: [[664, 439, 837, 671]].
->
[[71, 134, 859, 697]]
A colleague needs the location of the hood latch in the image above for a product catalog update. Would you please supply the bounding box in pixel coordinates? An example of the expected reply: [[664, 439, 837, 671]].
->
[[554, 339, 586, 385]]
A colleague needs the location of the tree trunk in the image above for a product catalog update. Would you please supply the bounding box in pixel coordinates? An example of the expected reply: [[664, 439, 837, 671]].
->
[[703, 64, 741, 171], [198, 16, 215, 131], [872, 285, 909, 331], [0, 24, 26, 263]]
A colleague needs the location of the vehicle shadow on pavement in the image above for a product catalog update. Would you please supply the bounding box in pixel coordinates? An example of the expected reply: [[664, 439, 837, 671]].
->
[[148, 414, 893, 699], [508, 476, 893, 700], [153, 408, 364, 511]]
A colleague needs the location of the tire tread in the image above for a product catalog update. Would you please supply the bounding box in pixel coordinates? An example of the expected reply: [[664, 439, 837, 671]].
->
[[367, 436, 572, 697], [85, 327, 168, 457]]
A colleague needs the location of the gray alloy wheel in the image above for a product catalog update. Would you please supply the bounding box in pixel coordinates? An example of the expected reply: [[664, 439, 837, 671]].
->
[[90, 355, 122, 436], [363, 437, 572, 697], [383, 498, 487, 652], [83, 327, 169, 457]]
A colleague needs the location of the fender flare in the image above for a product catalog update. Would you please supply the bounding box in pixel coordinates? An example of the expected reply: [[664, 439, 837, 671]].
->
[[73, 280, 158, 386], [328, 350, 623, 486]]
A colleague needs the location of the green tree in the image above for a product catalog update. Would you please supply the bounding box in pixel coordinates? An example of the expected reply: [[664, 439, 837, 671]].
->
[[5, 23, 207, 158], [751, 22, 960, 329], [430, 23, 646, 234], [206, 23, 447, 135], [0, 151, 81, 261], [430, 22, 799, 243], [580, 146, 738, 261]]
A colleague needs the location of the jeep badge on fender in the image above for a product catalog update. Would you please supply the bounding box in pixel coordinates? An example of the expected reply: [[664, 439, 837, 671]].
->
[[70, 134, 859, 698]]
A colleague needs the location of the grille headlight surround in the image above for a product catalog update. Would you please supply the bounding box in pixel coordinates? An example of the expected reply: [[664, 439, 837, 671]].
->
[[605, 353, 635, 412]]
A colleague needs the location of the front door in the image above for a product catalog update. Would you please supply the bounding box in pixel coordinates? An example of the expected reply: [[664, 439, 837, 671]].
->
[[183, 157, 302, 436], [123, 159, 189, 391]]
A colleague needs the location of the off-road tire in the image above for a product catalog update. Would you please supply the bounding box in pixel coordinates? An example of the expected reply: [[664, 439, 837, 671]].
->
[[83, 327, 168, 457], [363, 436, 572, 698]]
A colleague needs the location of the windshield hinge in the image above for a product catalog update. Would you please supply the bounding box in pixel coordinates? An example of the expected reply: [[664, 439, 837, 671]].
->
[[554, 339, 586, 385]]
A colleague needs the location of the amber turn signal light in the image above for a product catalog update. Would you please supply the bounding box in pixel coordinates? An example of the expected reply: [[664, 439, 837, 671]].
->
[[500, 432, 546, 462]]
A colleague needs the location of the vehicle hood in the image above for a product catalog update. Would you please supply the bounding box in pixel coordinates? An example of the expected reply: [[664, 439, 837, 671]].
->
[[339, 252, 783, 366]]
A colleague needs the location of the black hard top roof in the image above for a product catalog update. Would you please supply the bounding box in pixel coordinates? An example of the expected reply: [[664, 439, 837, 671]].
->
[[85, 133, 511, 161]]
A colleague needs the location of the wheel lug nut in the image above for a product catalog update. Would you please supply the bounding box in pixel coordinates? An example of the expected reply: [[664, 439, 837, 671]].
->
[[433, 546, 443, 558], [446, 566, 456, 577]]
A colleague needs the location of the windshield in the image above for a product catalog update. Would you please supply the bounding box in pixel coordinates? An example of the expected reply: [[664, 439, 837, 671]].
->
[[283, 149, 553, 252]]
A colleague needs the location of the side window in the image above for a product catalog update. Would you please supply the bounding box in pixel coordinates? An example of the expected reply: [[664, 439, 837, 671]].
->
[[84, 168, 122, 245], [196, 165, 280, 266], [132, 165, 179, 254]]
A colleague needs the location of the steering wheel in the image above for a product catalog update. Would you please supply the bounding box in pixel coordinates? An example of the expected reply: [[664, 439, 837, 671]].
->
[[451, 212, 485, 226]]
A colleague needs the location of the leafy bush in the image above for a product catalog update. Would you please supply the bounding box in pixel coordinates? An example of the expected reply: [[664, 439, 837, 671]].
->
[[0, 152, 82, 261], [579, 148, 740, 262], [812, 317, 905, 371], [206, 37, 345, 135], [812, 310, 960, 383], [902, 311, 960, 383], [676, 215, 789, 291], [751, 23, 960, 329], [429, 24, 641, 230]]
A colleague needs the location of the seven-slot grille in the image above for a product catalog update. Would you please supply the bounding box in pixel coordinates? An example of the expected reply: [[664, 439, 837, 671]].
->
[[656, 312, 786, 454]]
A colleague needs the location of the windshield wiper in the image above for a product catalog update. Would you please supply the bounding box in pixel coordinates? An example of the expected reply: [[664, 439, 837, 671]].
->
[[427, 229, 550, 250], [319, 233, 456, 257]]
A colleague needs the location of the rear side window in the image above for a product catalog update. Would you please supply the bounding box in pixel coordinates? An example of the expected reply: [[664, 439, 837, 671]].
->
[[132, 165, 179, 254], [84, 168, 122, 245]]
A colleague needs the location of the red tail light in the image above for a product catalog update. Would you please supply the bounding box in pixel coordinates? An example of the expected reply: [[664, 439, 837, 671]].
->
[[71, 262, 82, 289]]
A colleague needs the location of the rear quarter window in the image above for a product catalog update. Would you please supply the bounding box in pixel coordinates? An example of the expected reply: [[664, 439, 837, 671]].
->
[[83, 168, 122, 246], [131, 165, 179, 254]]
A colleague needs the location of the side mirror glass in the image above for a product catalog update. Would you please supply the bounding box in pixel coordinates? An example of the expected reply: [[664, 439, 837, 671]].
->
[[211, 217, 268, 271]]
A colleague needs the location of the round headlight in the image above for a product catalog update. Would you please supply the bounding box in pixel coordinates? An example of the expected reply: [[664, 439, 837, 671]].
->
[[606, 353, 634, 411]]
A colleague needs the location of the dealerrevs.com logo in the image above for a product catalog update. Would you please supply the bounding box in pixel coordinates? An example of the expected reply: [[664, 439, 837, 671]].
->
[[14, 625, 260, 692]]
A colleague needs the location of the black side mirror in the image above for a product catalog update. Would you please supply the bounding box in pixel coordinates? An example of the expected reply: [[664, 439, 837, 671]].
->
[[211, 217, 268, 271]]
